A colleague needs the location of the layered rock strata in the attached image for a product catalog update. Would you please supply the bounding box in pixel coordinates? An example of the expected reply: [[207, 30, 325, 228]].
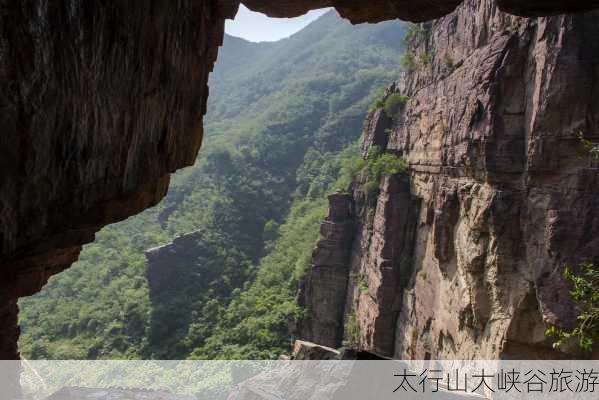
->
[[299, 0, 599, 359], [298, 193, 355, 349]]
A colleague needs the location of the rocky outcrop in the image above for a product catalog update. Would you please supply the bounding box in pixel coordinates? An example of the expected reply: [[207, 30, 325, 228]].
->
[[391, 0, 599, 359], [243, 1, 599, 22], [298, 194, 355, 348], [144, 231, 211, 355], [291, 340, 340, 360], [345, 175, 421, 357], [145, 232, 204, 296], [299, 0, 599, 359], [1, 0, 598, 360], [242, 0, 463, 22]]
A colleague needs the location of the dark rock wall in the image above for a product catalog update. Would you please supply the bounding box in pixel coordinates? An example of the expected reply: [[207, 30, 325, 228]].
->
[[299, 0, 599, 359], [0, 0, 230, 273], [242, 1, 599, 22], [0, 0, 233, 359], [144, 231, 211, 354]]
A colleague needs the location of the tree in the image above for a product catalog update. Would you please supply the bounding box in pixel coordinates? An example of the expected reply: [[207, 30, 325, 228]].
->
[[546, 263, 598, 352]]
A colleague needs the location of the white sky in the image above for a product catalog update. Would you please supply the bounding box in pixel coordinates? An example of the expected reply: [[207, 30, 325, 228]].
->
[[225, 5, 330, 42]]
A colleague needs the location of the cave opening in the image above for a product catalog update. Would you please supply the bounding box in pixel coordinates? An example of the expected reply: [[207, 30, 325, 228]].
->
[[13, 3, 398, 361]]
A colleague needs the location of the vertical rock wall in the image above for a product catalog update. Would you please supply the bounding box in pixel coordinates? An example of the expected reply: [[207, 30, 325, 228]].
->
[[391, 0, 599, 359], [298, 194, 355, 348], [344, 174, 420, 357], [299, 0, 599, 359]]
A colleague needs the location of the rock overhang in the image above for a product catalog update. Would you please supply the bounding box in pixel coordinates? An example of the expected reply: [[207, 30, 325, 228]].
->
[[238, 0, 599, 22]]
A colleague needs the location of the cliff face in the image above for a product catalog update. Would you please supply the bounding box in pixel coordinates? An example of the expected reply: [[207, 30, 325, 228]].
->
[[144, 232, 207, 354], [1, 0, 598, 360], [299, 0, 599, 359], [298, 194, 355, 348]]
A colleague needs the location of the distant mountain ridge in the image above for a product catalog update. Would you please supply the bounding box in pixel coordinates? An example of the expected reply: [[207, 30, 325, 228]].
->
[[206, 10, 404, 133]]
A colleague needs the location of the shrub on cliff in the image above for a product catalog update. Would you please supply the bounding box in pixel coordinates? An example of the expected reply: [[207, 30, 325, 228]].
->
[[368, 87, 387, 113], [419, 51, 433, 66], [402, 23, 428, 46], [383, 93, 409, 119], [400, 52, 417, 71], [343, 313, 361, 348], [579, 132, 599, 161], [546, 263, 598, 352], [358, 146, 408, 197]]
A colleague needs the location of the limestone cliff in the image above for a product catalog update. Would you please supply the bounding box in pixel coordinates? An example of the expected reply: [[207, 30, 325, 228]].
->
[[1, 0, 598, 360], [299, 0, 599, 359]]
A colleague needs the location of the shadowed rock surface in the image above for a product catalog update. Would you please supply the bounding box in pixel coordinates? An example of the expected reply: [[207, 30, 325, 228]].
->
[[0, 0, 232, 359], [242, 0, 599, 22]]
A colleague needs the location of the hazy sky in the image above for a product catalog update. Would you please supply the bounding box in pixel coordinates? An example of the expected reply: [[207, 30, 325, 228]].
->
[[225, 5, 330, 42]]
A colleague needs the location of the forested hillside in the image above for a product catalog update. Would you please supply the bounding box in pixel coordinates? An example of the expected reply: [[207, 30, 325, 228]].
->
[[19, 11, 405, 360]]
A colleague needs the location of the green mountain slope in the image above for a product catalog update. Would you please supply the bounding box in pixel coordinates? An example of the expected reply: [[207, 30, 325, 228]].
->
[[18, 11, 405, 360]]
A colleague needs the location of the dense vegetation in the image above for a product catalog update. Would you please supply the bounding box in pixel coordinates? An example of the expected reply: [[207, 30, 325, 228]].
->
[[19, 11, 406, 360], [356, 145, 408, 197], [188, 145, 362, 359], [383, 93, 409, 119]]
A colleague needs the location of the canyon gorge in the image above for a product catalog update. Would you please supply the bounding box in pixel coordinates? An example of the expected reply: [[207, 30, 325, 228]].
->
[[1, 0, 598, 364]]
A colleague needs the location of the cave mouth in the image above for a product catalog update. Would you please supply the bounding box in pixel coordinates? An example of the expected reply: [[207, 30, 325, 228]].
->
[[14, 5, 406, 361]]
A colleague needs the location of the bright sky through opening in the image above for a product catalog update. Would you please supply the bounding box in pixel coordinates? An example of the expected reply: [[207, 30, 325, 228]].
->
[[225, 5, 330, 42]]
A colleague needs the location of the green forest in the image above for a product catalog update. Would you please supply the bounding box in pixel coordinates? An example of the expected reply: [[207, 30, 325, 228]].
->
[[18, 11, 406, 360]]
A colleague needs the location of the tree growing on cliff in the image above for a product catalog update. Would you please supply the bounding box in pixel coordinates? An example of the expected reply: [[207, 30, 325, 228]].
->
[[579, 132, 599, 161], [383, 93, 409, 120], [402, 23, 428, 46], [343, 313, 361, 348], [546, 263, 598, 352], [400, 52, 417, 72], [358, 146, 408, 197]]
